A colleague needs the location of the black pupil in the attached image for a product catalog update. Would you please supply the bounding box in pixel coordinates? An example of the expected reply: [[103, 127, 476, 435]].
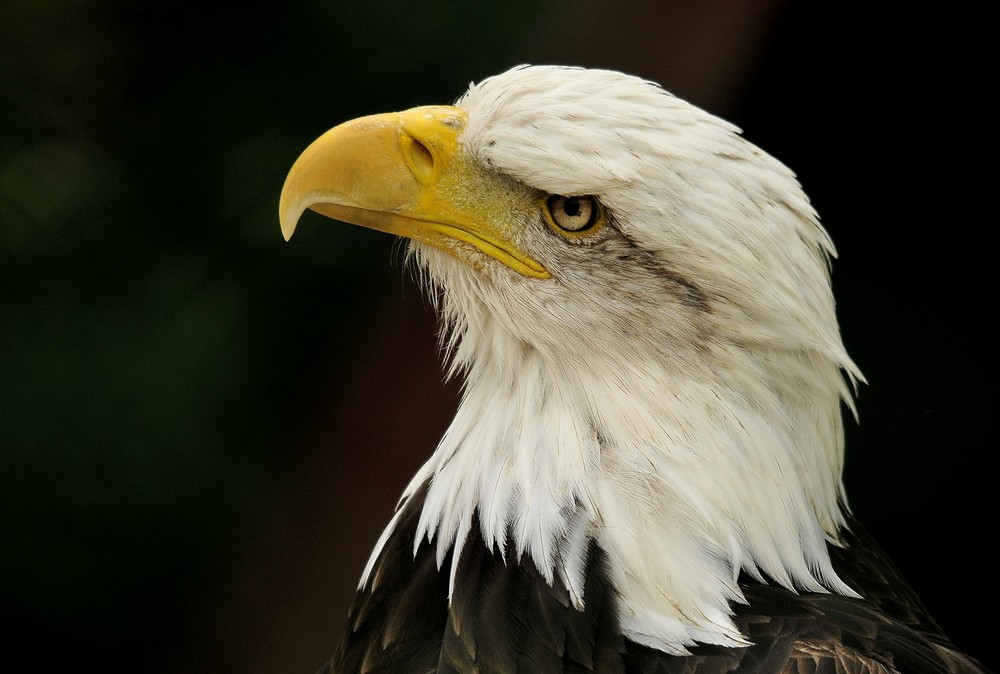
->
[[563, 197, 581, 217]]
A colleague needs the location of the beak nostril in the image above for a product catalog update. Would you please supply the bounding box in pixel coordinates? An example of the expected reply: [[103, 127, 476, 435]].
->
[[402, 134, 434, 183]]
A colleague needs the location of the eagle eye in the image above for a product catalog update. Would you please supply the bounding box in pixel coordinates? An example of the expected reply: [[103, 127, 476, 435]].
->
[[544, 195, 605, 238]]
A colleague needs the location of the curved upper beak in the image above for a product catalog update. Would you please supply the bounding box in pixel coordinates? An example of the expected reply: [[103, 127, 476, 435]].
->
[[278, 105, 549, 279]]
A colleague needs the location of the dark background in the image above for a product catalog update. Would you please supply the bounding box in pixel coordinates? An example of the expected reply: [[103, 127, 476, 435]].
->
[[1, 1, 992, 672]]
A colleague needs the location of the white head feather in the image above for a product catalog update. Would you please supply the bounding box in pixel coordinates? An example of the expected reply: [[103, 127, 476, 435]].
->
[[363, 65, 863, 655]]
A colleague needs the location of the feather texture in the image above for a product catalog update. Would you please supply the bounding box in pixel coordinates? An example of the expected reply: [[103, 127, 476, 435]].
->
[[330, 483, 984, 673]]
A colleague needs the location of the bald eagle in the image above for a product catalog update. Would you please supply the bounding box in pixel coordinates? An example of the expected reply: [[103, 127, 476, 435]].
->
[[279, 66, 986, 673]]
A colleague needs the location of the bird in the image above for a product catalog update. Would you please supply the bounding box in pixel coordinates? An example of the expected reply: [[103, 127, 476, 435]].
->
[[278, 65, 987, 673]]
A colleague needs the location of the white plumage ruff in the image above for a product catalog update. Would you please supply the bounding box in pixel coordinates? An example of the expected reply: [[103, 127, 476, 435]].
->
[[366, 65, 861, 653]]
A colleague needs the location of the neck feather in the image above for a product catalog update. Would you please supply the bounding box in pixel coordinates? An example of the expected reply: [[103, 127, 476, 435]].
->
[[364, 300, 857, 654]]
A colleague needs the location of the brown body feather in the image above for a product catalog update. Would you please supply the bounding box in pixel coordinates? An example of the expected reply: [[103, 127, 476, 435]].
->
[[324, 484, 987, 674]]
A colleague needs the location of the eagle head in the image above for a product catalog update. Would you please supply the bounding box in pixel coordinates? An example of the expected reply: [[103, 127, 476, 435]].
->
[[279, 65, 863, 654]]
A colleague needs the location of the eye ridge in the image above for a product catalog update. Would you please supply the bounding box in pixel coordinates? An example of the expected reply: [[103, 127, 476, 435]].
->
[[546, 194, 602, 234]]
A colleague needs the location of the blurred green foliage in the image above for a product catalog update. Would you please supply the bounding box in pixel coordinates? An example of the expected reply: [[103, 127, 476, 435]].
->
[[1, 0, 543, 665]]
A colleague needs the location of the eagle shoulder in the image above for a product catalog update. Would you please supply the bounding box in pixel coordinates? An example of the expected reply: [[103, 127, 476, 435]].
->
[[324, 488, 987, 673]]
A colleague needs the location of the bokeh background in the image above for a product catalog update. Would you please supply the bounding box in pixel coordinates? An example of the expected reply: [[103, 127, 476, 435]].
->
[[1, 1, 992, 672]]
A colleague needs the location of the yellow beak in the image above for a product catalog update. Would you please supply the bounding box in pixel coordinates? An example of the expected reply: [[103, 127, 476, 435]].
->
[[278, 105, 550, 279]]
